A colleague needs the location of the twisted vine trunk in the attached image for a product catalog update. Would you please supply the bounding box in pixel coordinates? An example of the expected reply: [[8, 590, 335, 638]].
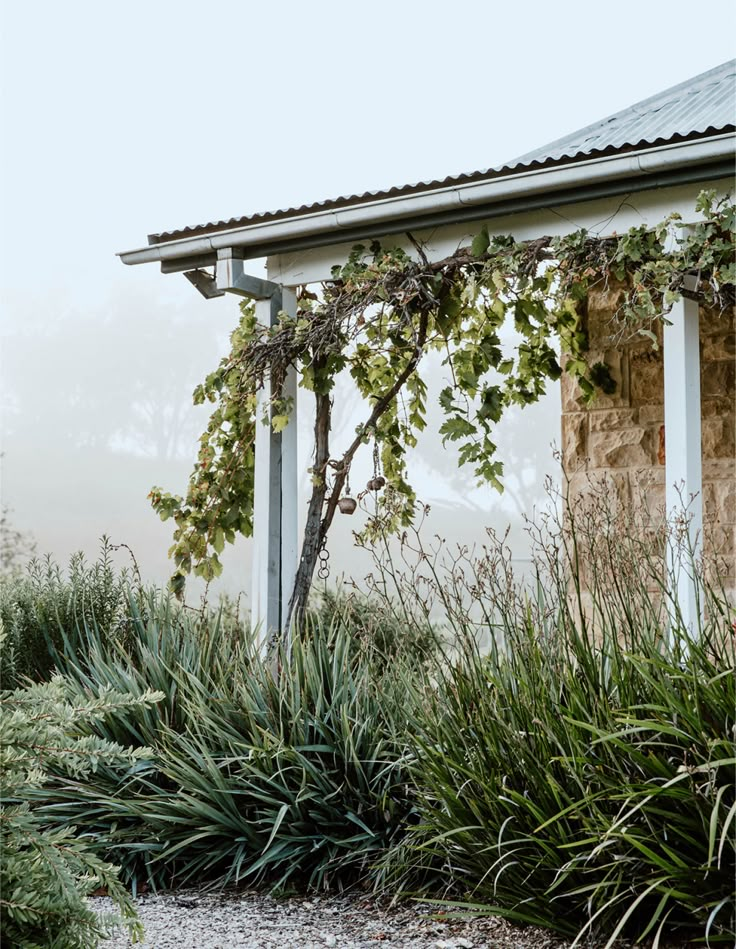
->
[[283, 311, 430, 637], [285, 378, 332, 633]]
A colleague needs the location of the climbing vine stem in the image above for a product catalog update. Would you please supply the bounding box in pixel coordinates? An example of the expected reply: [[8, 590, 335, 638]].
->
[[149, 190, 734, 619]]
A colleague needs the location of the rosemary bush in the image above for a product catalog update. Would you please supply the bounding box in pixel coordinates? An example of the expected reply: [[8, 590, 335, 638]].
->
[[0, 664, 162, 948], [0, 539, 134, 689]]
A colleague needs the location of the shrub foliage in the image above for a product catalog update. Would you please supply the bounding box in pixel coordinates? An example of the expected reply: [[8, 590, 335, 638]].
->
[[0, 668, 162, 947], [0, 539, 133, 689]]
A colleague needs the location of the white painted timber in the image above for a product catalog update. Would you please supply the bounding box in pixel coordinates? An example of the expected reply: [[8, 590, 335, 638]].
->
[[663, 285, 703, 638], [251, 294, 284, 648], [279, 288, 299, 628]]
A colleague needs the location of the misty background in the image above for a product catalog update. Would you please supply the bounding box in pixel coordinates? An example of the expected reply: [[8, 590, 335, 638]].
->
[[2, 1, 734, 602]]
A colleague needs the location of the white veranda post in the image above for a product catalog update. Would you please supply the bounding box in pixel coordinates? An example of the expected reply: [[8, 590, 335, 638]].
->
[[663, 284, 703, 638], [215, 249, 298, 648], [250, 290, 299, 649], [279, 288, 299, 637]]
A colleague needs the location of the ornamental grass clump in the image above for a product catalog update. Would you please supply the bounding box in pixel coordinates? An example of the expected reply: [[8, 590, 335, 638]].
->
[[33, 590, 251, 890], [403, 618, 734, 943], [0, 659, 162, 948], [377, 484, 735, 944], [39, 596, 417, 892], [135, 624, 414, 890]]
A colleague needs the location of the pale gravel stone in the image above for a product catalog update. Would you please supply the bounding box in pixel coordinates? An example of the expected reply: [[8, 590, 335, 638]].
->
[[92, 888, 577, 949]]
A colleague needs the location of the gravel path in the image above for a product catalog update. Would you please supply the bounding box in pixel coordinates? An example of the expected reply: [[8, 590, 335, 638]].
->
[[92, 889, 575, 949]]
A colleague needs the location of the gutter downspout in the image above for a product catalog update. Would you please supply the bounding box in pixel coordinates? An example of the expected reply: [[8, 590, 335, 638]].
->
[[214, 251, 299, 654]]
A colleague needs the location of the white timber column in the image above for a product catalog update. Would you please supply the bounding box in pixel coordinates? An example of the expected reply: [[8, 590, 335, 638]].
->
[[215, 248, 298, 646], [663, 282, 702, 638], [279, 288, 299, 629], [251, 292, 284, 647]]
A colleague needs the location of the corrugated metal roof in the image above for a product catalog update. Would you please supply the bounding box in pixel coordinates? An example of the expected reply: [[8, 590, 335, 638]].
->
[[509, 59, 735, 167], [148, 60, 735, 247]]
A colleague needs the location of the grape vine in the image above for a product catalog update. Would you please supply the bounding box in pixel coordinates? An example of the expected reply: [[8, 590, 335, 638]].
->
[[149, 190, 735, 624]]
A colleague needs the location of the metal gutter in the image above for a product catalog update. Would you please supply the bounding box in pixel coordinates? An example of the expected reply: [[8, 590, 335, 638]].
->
[[118, 134, 735, 270]]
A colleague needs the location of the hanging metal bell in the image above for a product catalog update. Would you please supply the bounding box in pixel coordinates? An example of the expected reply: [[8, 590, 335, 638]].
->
[[366, 476, 386, 492], [338, 497, 357, 515]]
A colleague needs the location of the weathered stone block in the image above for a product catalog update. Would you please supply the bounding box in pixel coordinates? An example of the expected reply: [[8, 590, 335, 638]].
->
[[587, 281, 627, 315], [630, 478, 664, 519], [705, 524, 735, 559], [702, 332, 735, 362], [643, 483, 666, 521], [568, 468, 631, 513], [709, 478, 736, 525], [562, 413, 588, 469], [702, 417, 736, 460], [639, 404, 664, 425], [701, 360, 735, 399], [585, 306, 620, 345], [703, 481, 718, 516], [699, 305, 735, 336], [630, 467, 666, 522], [631, 466, 666, 488], [629, 349, 664, 405], [588, 408, 638, 432], [701, 396, 734, 419], [703, 458, 736, 482], [608, 470, 633, 511], [561, 367, 583, 412], [588, 427, 657, 468]]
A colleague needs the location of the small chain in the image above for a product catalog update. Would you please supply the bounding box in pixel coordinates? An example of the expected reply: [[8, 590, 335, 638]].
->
[[373, 439, 381, 479], [317, 536, 330, 581]]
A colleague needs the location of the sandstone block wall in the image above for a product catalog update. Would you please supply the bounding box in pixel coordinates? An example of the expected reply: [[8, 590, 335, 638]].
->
[[561, 285, 735, 595]]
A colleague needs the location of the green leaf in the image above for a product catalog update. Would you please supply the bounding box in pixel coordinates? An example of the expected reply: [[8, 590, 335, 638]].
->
[[471, 226, 490, 257], [478, 386, 504, 424], [439, 416, 476, 442], [271, 414, 290, 433], [213, 527, 225, 554]]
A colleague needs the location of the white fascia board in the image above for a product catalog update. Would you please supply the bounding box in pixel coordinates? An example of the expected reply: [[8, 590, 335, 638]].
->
[[118, 134, 734, 268], [269, 178, 733, 286]]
